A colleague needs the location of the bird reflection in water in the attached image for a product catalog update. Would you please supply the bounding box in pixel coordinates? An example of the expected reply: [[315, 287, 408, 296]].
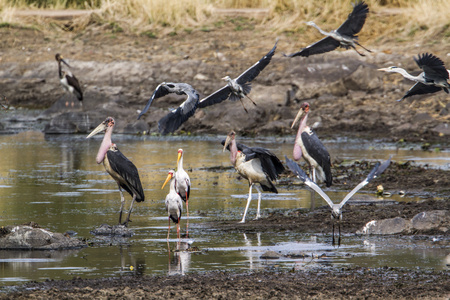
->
[[167, 241, 196, 276]]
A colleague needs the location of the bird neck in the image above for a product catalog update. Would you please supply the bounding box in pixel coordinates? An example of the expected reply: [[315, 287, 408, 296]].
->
[[96, 126, 113, 164], [296, 113, 308, 137], [396, 68, 419, 81], [169, 178, 177, 193], [311, 23, 330, 36], [178, 155, 184, 171], [58, 61, 63, 79], [229, 139, 238, 166]]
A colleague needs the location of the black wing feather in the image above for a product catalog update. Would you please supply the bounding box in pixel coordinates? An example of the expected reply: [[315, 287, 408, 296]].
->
[[137, 83, 170, 120], [158, 100, 199, 135], [235, 40, 277, 85], [66, 74, 83, 101], [106, 148, 145, 202], [301, 130, 332, 187], [198, 85, 232, 108], [414, 53, 449, 80], [336, 1, 369, 37], [399, 82, 443, 101], [286, 37, 340, 57]]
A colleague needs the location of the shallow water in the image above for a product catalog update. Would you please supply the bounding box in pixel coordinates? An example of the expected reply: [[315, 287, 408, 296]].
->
[[0, 132, 448, 286]]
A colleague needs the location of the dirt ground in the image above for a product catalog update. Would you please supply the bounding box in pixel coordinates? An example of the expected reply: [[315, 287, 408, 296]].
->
[[0, 16, 449, 299]]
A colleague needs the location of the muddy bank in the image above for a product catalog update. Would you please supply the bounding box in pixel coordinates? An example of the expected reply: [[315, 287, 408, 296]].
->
[[2, 267, 448, 299], [0, 25, 449, 145]]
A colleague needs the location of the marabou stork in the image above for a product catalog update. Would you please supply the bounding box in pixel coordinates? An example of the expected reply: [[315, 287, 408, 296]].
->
[[198, 41, 278, 112], [285, 1, 371, 57], [175, 149, 191, 222], [286, 156, 391, 246], [162, 170, 183, 240], [86, 117, 145, 226], [55, 53, 83, 102], [378, 53, 450, 101], [291, 102, 332, 187], [223, 131, 285, 223], [137, 82, 199, 135]]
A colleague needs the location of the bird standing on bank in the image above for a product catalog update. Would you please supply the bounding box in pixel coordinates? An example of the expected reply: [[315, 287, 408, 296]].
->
[[285, 1, 371, 57], [199, 41, 278, 112], [286, 156, 391, 246], [223, 131, 284, 223], [378, 53, 450, 101], [162, 170, 183, 240], [137, 82, 199, 135], [291, 102, 332, 187], [86, 117, 145, 226], [55, 53, 83, 102]]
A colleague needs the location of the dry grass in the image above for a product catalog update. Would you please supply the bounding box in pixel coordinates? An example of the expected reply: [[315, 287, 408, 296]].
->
[[0, 0, 449, 44]]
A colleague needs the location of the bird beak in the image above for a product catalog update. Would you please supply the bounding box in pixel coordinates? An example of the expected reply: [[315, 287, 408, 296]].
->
[[291, 108, 306, 129], [60, 57, 72, 68], [177, 151, 182, 165], [223, 135, 232, 152], [377, 68, 388, 72], [161, 173, 172, 189], [86, 122, 107, 139]]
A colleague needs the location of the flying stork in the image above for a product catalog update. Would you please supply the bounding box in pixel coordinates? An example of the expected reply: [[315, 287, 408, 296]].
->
[[137, 82, 199, 135], [55, 53, 83, 102], [285, 1, 371, 57], [86, 117, 145, 226], [198, 40, 278, 112], [223, 131, 285, 223], [378, 53, 450, 101], [291, 102, 332, 187], [286, 156, 391, 246], [162, 170, 183, 240]]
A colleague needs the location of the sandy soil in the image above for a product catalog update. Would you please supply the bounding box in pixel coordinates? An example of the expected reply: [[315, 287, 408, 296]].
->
[[0, 17, 449, 299]]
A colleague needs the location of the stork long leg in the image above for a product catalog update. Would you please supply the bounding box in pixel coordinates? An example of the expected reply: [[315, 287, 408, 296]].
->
[[254, 185, 262, 220], [117, 184, 125, 225], [332, 220, 336, 246], [311, 167, 316, 184], [350, 45, 366, 57], [245, 94, 257, 106], [167, 217, 171, 241], [239, 99, 249, 113], [123, 194, 136, 226], [239, 184, 254, 223], [177, 219, 180, 240], [185, 193, 189, 238], [354, 41, 372, 53], [338, 221, 341, 247]]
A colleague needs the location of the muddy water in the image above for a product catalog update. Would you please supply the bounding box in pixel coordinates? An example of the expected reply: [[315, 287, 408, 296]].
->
[[0, 132, 448, 285]]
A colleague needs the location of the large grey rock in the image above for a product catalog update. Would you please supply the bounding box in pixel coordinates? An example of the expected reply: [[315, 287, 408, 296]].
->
[[411, 210, 449, 232], [0, 225, 85, 250], [358, 210, 449, 235], [358, 217, 411, 235]]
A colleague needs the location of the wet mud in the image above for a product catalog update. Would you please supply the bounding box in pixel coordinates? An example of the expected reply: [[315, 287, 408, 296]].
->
[[2, 267, 448, 299]]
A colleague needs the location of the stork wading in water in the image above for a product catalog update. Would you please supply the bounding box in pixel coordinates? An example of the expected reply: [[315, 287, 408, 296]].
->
[[199, 41, 278, 113], [286, 156, 391, 246], [55, 53, 83, 103], [175, 149, 191, 234], [291, 102, 332, 187], [285, 1, 371, 57], [162, 170, 183, 241], [378, 53, 450, 101], [137, 82, 200, 135], [223, 131, 285, 223], [87, 117, 145, 226]]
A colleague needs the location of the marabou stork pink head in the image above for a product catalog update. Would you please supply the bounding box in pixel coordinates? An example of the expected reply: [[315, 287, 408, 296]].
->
[[291, 102, 310, 129]]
